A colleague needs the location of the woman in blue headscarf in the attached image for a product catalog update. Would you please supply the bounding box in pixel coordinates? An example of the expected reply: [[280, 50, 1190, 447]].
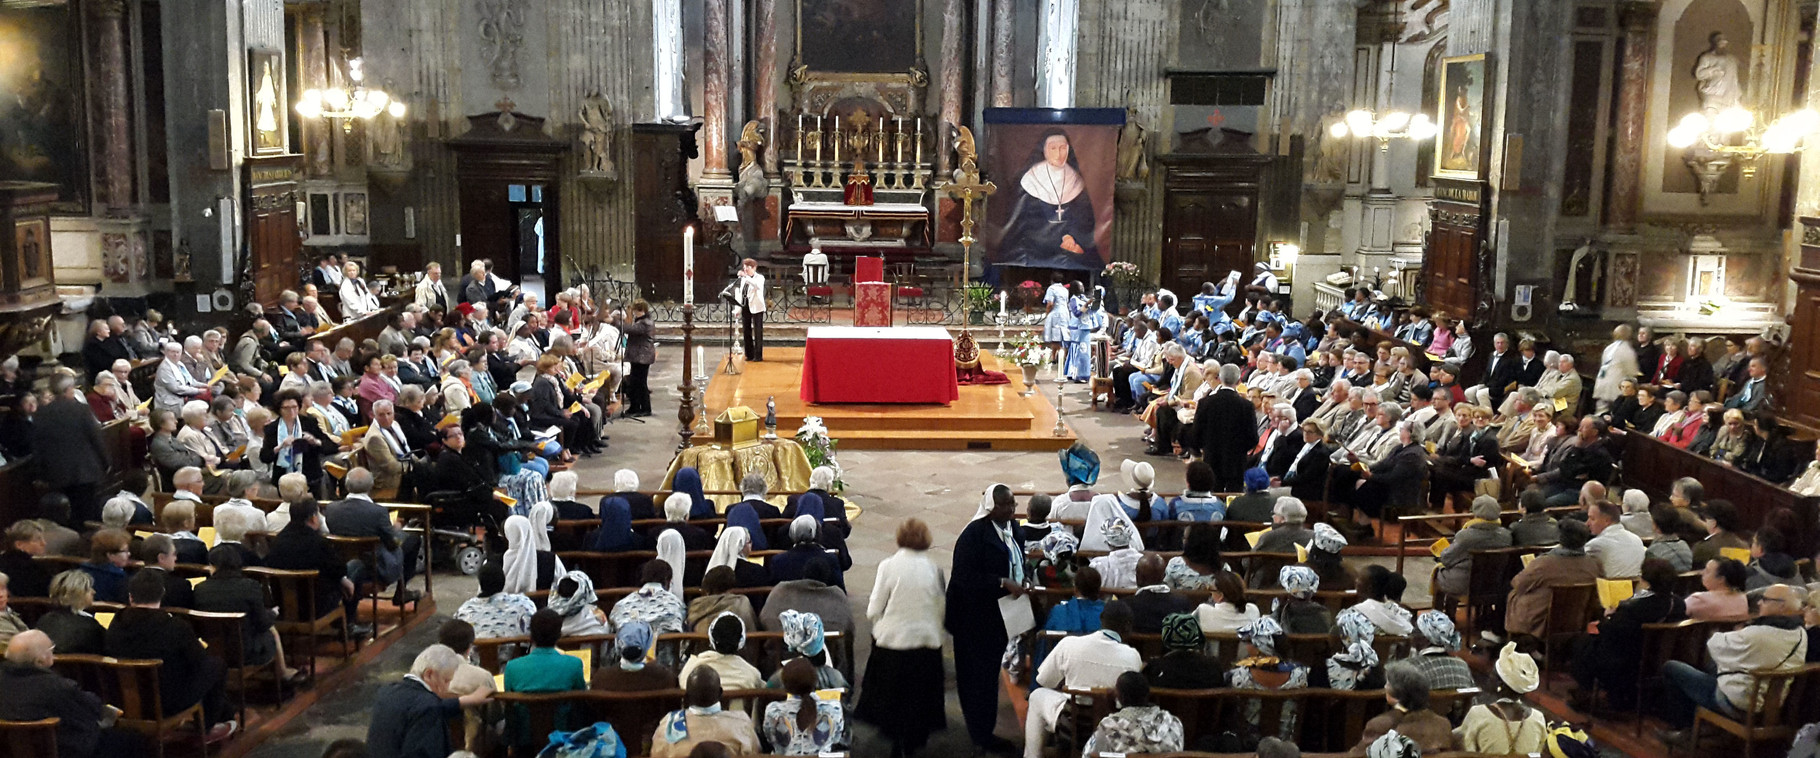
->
[[725, 501, 768, 550], [591, 496, 642, 552], [789, 493, 853, 573], [1054, 442, 1101, 521], [672, 467, 714, 518]]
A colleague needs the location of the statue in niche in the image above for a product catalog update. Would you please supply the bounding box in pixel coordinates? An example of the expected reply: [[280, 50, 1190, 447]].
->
[[735, 120, 767, 204], [173, 240, 193, 283], [1558, 242, 1604, 312], [1116, 104, 1150, 183], [477, 0, 525, 90], [1694, 32, 1743, 114], [371, 106, 405, 169], [578, 93, 616, 177]]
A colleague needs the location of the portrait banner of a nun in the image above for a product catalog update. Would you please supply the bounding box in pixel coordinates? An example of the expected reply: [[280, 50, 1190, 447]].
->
[[982, 108, 1123, 274]]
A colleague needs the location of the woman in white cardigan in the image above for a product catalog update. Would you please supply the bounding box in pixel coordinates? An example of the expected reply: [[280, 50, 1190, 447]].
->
[[857, 518, 948, 756]]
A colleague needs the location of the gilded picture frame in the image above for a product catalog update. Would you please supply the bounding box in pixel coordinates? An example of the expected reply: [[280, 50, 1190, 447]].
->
[[792, 0, 925, 85], [1434, 53, 1488, 181], [247, 49, 289, 156]]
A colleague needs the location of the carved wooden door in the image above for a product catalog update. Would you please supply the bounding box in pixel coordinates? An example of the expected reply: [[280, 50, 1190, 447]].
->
[[1163, 191, 1257, 309], [1787, 219, 1820, 428], [459, 181, 517, 281], [1424, 178, 1487, 321]]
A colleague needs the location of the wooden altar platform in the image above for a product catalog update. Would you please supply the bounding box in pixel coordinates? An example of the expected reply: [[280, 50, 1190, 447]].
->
[[699, 347, 1077, 451]]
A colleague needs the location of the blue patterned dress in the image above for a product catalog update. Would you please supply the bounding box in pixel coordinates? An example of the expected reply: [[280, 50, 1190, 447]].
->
[[1042, 283, 1072, 343], [1065, 298, 1104, 381]]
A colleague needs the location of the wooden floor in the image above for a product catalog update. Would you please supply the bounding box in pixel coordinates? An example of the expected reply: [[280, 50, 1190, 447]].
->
[[699, 346, 1078, 450]]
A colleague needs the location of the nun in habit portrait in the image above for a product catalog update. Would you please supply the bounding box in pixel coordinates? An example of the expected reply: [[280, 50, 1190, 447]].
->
[[998, 128, 1099, 270]]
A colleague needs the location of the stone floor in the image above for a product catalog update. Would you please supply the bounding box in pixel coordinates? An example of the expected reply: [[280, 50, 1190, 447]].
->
[[245, 355, 1438, 757]]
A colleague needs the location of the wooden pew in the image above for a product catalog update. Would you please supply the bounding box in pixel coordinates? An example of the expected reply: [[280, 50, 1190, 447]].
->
[[0, 417, 140, 529], [1620, 431, 1819, 533]]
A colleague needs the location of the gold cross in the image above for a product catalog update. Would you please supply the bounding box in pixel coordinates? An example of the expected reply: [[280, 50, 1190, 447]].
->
[[944, 126, 996, 262]]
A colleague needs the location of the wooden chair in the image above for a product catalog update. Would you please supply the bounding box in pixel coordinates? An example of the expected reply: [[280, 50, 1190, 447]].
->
[[0, 718, 58, 758], [170, 607, 280, 728], [1314, 688, 1391, 752], [1540, 582, 1598, 691], [1149, 688, 1224, 749], [327, 535, 384, 639], [8, 596, 57, 626], [1055, 687, 1114, 758], [1689, 663, 1820, 758], [51, 654, 208, 758], [1431, 546, 1521, 631], [246, 567, 351, 679]]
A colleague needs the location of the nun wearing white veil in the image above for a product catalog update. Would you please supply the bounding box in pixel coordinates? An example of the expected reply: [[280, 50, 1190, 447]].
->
[[502, 514, 565, 594], [656, 528, 687, 598], [1080, 493, 1146, 553]]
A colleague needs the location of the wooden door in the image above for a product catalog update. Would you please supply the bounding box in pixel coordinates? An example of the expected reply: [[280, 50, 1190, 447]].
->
[[1787, 217, 1820, 428], [448, 109, 567, 289], [1424, 178, 1487, 321], [1163, 191, 1257, 304], [459, 181, 517, 281], [245, 156, 302, 306], [632, 123, 699, 301]]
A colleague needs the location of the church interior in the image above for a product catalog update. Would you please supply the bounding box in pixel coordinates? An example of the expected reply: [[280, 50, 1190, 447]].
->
[[2, 0, 1820, 756]]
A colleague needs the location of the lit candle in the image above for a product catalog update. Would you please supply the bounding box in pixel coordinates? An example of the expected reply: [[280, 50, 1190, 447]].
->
[[895, 116, 905, 163], [913, 117, 923, 166], [833, 116, 841, 163], [682, 226, 695, 305], [998, 290, 1007, 319]]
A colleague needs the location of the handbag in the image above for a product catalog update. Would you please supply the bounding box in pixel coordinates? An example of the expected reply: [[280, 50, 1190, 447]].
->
[[536, 723, 625, 758]]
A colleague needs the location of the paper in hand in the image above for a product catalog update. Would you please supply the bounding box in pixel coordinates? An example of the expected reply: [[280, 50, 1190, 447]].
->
[[998, 594, 1036, 638]]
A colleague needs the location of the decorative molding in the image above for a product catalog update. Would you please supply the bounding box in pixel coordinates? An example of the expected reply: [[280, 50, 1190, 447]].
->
[[476, 0, 526, 90]]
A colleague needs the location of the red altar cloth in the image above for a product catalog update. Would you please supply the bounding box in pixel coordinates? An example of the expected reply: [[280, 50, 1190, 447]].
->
[[855, 257, 884, 283], [800, 326, 961, 405], [854, 282, 892, 327]]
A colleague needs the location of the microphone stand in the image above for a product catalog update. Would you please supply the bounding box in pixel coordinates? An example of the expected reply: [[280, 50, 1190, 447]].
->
[[720, 281, 741, 374]]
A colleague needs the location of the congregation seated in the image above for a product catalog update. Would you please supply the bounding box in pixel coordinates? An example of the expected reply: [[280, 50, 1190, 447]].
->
[[365, 643, 492, 758], [1585, 497, 1645, 578], [786, 466, 852, 538], [768, 513, 847, 589], [1495, 518, 1599, 646], [548, 570, 612, 636], [652, 492, 715, 552], [1687, 557, 1753, 621], [265, 498, 360, 627], [762, 658, 846, 755], [1659, 583, 1810, 744], [608, 560, 688, 636], [135, 534, 193, 609], [1352, 564, 1413, 636], [1084, 670, 1185, 755], [456, 562, 536, 639], [1691, 498, 1750, 566], [1435, 496, 1511, 600], [1457, 643, 1548, 753], [1271, 565, 1332, 635], [761, 559, 850, 637], [193, 544, 294, 678], [79, 528, 131, 604], [1195, 569, 1260, 633], [766, 610, 846, 691], [680, 611, 765, 690], [1025, 600, 1141, 758], [1164, 521, 1224, 590], [1144, 612, 1224, 689], [1508, 487, 1559, 546], [708, 526, 773, 596], [1347, 662, 1456, 755], [0, 630, 144, 758], [1127, 553, 1194, 633], [1401, 610, 1474, 691], [1568, 557, 1686, 712], [1, 519, 53, 598], [0, 572, 24, 646], [35, 570, 105, 655], [106, 570, 237, 742]]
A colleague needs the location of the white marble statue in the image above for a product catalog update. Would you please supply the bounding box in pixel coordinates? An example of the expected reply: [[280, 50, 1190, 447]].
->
[[578, 93, 616, 176], [1694, 32, 1743, 114]]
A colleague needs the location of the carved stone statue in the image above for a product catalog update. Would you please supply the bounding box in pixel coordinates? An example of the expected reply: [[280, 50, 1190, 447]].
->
[[735, 120, 767, 204], [1559, 242, 1604, 311], [1116, 105, 1150, 182], [578, 93, 616, 176], [477, 0, 525, 90], [370, 107, 405, 169], [1694, 32, 1742, 114]]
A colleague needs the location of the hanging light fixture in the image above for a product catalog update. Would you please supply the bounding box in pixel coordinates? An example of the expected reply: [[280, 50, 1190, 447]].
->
[[1328, 109, 1439, 151], [1665, 106, 1820, 176], [296, 57, 406, 130]]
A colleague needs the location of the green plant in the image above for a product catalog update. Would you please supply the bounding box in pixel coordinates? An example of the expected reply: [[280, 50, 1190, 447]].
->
[[963, 284, 995, 314]]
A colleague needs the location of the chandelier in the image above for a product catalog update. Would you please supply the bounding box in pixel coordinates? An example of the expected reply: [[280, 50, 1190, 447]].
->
[[1666, 106, 1820, 177], [1328, 109, 1439, 151], [295, 58, 405, 130]]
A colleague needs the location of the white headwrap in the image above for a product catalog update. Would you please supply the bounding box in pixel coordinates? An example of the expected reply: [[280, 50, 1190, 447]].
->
[[656, 529, 686, 598], [708, 526, 750, 571], [1080, 494, 1146, 553], [501, 515, 539, 594]]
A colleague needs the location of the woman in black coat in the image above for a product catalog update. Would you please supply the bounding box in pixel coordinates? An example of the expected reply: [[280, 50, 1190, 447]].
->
[[945, 484, 1026, 752], [259, 389, 332, 488], [1352, 421, 1430, 521], [527, 355, 600, 455], [1568, 557, 1686, 712], [193, 544, 283, 670], [621, 302, 656, 417]]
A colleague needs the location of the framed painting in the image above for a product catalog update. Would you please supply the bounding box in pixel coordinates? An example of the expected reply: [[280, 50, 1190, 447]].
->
[[981, 108, 1124, 274], [247, 50, 289, 156], [1434, 53, 1487, 180], [342, 191, 368, 236], [0, 3, 89, 214], [795, 0, 922, 77]]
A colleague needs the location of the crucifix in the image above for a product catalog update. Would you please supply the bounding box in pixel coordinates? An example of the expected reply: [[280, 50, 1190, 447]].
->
[[944, 126, 996, 271]]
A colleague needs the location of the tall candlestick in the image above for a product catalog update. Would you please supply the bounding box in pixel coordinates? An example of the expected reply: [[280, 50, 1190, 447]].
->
[[913, 117, 923, 166], [795, 113, 804, 162], [895, 116, 905, 163], [833, 116, 841, 163], [877, 122, 885, 164], [814, 115, 823, 162], [682, 226, 695, 305]]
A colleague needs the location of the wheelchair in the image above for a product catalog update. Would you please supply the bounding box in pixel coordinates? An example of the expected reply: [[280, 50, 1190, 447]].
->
[[412, 488, 500, 576]]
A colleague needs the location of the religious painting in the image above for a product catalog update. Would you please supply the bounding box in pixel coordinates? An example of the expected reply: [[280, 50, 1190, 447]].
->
[[248, 50, 289, 156], [0, 3, 88, 214], [14, 218, 49, 288], [1433, 53, 1487, 180], [795, 0, 920, 75], [982, 108, 1123, 274], [342, 191, 368, 236]]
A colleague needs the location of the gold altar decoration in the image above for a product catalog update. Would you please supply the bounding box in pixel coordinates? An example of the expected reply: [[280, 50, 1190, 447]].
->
[[944, 126, 996, 262], [955, 329, 982, 370], [714, 406, 763, 448], [662, 405, 813, 511]]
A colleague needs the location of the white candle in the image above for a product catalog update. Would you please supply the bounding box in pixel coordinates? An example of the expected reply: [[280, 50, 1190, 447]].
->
[[796, 113, 804, 162], [683, 226, 695, 305], [998, 290, 1008, 318], [696, 345, 704, 374], [895, 116, 905, 163], [833, 116, 841, 163], [913, 117, 923, 165]]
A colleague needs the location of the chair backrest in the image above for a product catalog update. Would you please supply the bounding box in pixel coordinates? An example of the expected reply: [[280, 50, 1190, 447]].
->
[[1316, 688, 1392, 752], [802, 257, 829, 286], [7, 597, 56, 627], [1734, 663, 1820, 730], [245, 566, 321, 623], [169, 607, 250, 671], [0, 718, 58, 758], [50, 654, 166, 725], [1543, 583, 1598, 637], [1465, 548, 1520, 598]]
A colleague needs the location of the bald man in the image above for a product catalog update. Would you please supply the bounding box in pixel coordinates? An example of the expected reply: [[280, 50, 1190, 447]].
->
[[0, 629, 136, 757], [1661, 583, 1810, 743], [1124, 553, 1194, 633]]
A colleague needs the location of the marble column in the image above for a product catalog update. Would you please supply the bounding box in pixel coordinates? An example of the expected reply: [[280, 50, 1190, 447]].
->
[[90, 0, 132, 212], [702, 0, 731, 179], [937, 0, 965, 178], [991, 0, 1014, 107], [1605, 1, 1655, 232], [755, 0, 779, 175]]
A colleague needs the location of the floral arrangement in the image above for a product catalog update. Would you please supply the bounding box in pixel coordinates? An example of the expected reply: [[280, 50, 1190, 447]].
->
[[795, 416, 845, 492], [1103, 261, 1143, 287], [996, 332, 1051, 367]]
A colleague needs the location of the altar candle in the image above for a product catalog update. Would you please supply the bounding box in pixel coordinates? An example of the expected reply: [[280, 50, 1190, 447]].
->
[[833, 116, 841, 163], [682, 226, 695, 305], [998, 290, 1007, 319], [695, 345, 704, 375], [877, 121, 885, 163], [814, 115, 823, 162], [913, 118, 923, 166], [895, 116, 905, 163], [796, 113, 804, 162]]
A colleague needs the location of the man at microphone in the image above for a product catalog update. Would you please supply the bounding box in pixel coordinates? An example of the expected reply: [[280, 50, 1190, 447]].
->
[[734, 258, 766, 361]]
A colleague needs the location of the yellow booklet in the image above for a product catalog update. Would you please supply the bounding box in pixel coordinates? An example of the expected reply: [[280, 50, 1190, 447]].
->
[[1246, 529, 1268, 548], [1521, 553, 1537, 567], [225, 444, 246, 463], [277, 366, 290, 376], [1507, 453, 1532, 469], [562, 648, 593, 684], [1720, 546, 1752, 563], [325, 462, 348, 479], [188, 576, 207, 588], [341, 425, 370, 446], [210, 364, 231, 385], [436, 412, 461, 430], [493, 672, 506, 691], [565, 372, 585, 390], [1598, 577, 1636, 611], [1430, 538, 1451, 558], [581, 373, 611, 395], [136, 397, 153, 412], [1295, 543, 1309, 562], [198, 526, 217, 546], [1553, 397, 1569, 412], [494, 491, 518, 508], [567, 401, 582, 414], [134, 530, 157, 539], [94, 612, 115, 629]]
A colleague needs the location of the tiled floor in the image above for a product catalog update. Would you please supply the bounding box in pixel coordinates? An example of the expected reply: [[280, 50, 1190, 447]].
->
[[246, 355, 1589, 757]]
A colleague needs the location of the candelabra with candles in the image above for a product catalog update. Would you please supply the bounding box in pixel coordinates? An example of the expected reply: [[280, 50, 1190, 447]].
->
[[1053, 374, 1069, 437]]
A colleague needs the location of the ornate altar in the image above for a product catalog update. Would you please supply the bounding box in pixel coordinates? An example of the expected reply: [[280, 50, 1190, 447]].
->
[[785, 106, 935, 252], [662, 406, 812, 511]]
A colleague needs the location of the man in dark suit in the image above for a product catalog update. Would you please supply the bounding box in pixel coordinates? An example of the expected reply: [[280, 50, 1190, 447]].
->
[[1126, 554, 1194, 633], [272, 290, 314, 348], [1514, 339, 1546, 389], [1258, 413, 1306, 479], [264, 499, 362, 633], [424, 426, 509, 547], [31, 374, 109, 525], [1, 520, 52, 597], [324, 467, 422, 606], [104, 571, 237, 742], [1194, 363, 1258, 491], [80, 319, 131, 384], [1429, 405, 1501, 508], [1278, 418, 1333, 503], [0, 629, 145, 757], [1474, 333, 1522, 409], [366, 645, 490, 758]]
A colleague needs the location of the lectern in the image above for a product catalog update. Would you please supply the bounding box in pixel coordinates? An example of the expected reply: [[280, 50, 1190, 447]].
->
[[0, 182, 58, 311]]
